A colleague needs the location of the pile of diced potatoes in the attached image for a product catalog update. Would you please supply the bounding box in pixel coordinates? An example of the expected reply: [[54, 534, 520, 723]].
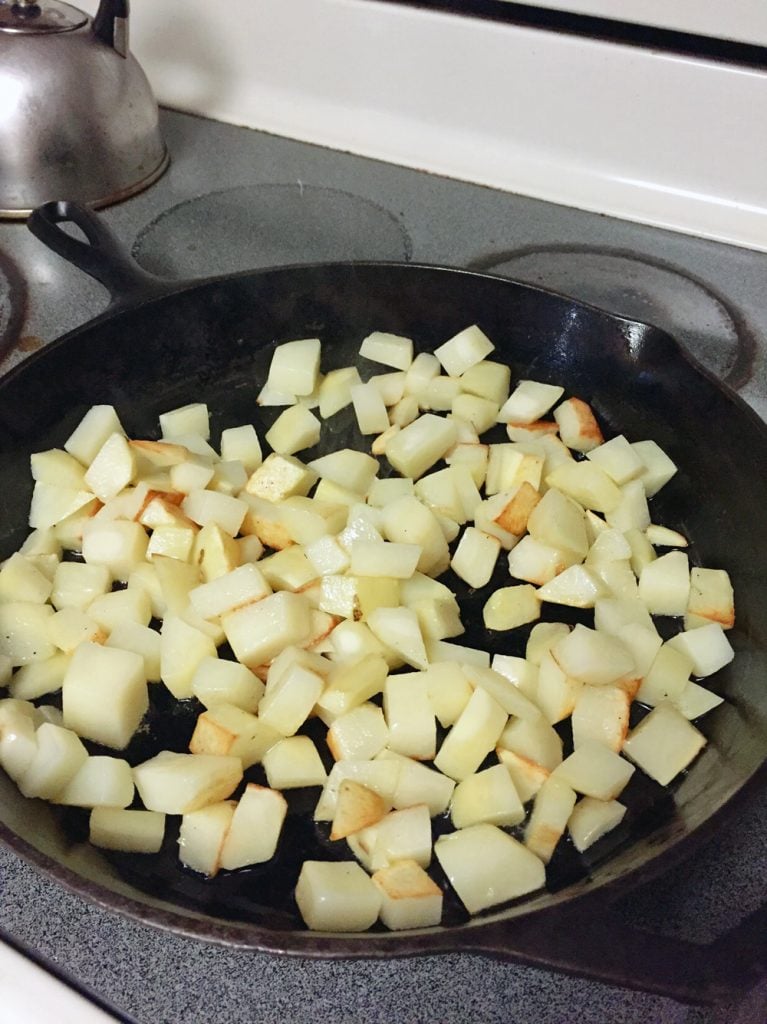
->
[[0, 324, 736, 933]]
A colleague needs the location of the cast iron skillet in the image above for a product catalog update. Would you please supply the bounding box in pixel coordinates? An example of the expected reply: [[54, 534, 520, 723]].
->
[[1, 202, 765, 1004]]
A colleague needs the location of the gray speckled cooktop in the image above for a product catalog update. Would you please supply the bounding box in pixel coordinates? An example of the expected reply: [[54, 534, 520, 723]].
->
[[0, 109, 765, 1024]]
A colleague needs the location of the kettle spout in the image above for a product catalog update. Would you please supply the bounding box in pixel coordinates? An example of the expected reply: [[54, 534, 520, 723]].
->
[[92, 0, 129, 58]]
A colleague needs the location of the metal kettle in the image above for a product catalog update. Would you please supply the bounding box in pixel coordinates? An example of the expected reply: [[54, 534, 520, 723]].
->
[[0, 0, 168, 218]]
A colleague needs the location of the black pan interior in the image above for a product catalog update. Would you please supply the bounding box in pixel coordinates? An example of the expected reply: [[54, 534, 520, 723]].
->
[[0, 263, 765, 950]]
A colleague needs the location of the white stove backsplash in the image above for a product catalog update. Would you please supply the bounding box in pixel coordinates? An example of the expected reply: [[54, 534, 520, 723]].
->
[[76, 0, 767, 252]]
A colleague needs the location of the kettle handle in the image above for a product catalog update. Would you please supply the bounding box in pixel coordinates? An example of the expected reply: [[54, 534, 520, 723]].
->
[[93, 0, 129, 57]]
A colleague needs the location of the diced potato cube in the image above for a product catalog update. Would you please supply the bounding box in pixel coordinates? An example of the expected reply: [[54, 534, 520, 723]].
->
[[685, 567, 735, 630], [568, 797, 626, 852], [0, 602, 54, 667], [265, 404, 322, 456], [435, 823, 545, 913], [666, 622, 735, 678], [314, 758, 401, 821], [84, 433, 136, 502], [219, 424, 263, 472], [462, 664, 541, 722], [134, 750, 243, 814], [535, 651, 583, 724], [89, 588, 152, 632], [552, 741, 635, 800], [498, 714, 563, 771], [450, 763, 524, 828], [507, 536, 567, 586], [496, 748, 549, 803], [350, 380, 390, 435], [318, 366, 361, 419], [0, 553, 53, 605], [160, 403, 210, 439], [491, 653, 538, 702], [178, 800, 235, 876], [31, 448, 88, 488], [191, 656, 264, 712], [50, 562, 110, 612], [330, 779, 390, 840], [384, 415, 458, 481], [638, 551, 690, 616], [381, 496, 449, 578], [631, 439, 677, 496], [372, 859, 443, 930], [222, 591, 312, 669], [526, 621, 570, 666], [384, 673, 435, 760], [483, 585, 541, 631], [55, 755, 134, 808], [295, 860, 382, 931], [553, 397, 603, 453], [62, 642, 148, 749], [81, 519, 150, 582], [674, 681, 724, 720], [377, 749, 456, 815], [585, 435, 644, 485], [28, 482, 97, 531], [434, 687, 507, 781], [350, 541, 421, 580], [89, 808, 165, 853], [267, 338, 321, 396], [181, 489, 248, 537], [259, 661, 324, 736], [623, 702, 706, 785], [434, 325, 494, 377], [636, 643, 693, 706], [318, 654, 388, 719], [9, 651, 71, 701], [189, 563, 271, 621], [367, 606, 428, 671], [450, 527, 500, 589], [527, 486, 589, 561], [524, 775, 577, 863], [217, 783, 288, 870], [160, 615, 217, 700], [357, 804, 433, 871], [105, 621, 161, 682], [245, 452, 317, 502], [262, 735, 328, 789], [498, 381, 564, 425], [546, 461, 622, 514], [359, 331, 414, 370], [327, 702, 389, 761], [65, 405, 125, 465], [552, 624, 635, 686], [18, 722, 88, 799], [571, 685, 630, 752], [189, 703, 281, 767]]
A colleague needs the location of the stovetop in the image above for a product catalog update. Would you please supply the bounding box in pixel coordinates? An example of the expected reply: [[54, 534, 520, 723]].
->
[[0, 108, 765, 1024]]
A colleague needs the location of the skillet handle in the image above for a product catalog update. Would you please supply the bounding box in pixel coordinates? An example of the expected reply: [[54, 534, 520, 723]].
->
[[458, 898, 767, 1006], [27, 201, 173, 309]]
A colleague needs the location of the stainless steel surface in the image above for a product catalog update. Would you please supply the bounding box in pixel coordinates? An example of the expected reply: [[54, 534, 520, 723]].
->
[[0, 0, 167, 217]]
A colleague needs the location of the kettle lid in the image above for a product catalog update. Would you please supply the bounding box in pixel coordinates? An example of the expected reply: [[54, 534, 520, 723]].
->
[[0, 0, 87, 33]]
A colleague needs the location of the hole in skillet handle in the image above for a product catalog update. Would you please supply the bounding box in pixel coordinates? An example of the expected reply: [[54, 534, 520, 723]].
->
[[26, 201, 176, 312]]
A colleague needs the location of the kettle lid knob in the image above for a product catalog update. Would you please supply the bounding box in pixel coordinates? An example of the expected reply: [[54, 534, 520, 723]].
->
[[0, 0, 87, 33]]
